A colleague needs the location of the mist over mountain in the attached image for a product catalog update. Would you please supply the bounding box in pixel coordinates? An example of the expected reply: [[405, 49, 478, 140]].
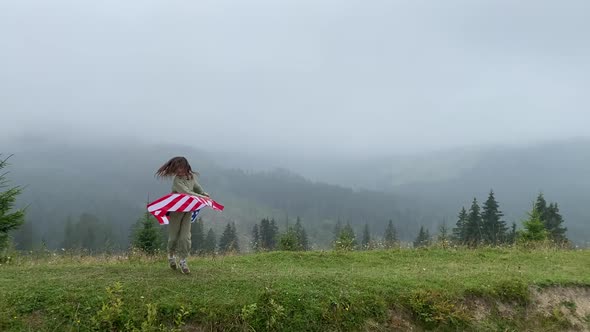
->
[[209, 138, 590, 244], [4, 137, 589, 250], [5, 140, 436, 251]]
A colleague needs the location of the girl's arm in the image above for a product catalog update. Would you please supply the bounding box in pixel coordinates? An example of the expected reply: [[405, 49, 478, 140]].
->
[[193, 179, 209, 197], [173, 176, 209, 198]]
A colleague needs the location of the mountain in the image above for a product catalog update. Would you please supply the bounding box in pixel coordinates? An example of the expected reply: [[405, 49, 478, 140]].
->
[[196, 139, 590, 245], [390, 140, 590, 244], [283, 139, 590, 245], [4, 138, 589, 250], [4, 141, 431, 251]]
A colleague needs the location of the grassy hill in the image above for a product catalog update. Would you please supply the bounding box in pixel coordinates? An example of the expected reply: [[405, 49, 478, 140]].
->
[[1, 248, 589, 331]]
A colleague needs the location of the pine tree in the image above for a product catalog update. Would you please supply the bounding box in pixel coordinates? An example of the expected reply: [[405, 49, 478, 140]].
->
[[481, 190, 507, 245], [464, 198, 483, 247], [259, 218, 278, 251], [413, 226, 431, 248], [132, 212, 162, 255], [361, 223, 371, 250], [507, 222, 517, 244], [534, 192, 549, 223], [278, 227, 299, 251], [259, 218, 270, 250], [251, 224, 260, 252], [383, 220, 398, 249], [0, 155, 25, 254], [269, 218, 278, 249], [219, 222, 239, 254], [190, 218, 205, 255], [293, 217, 309, 250], [203, 228, 216, 255], [334, 223, 357, 251], [545, 203, 568, 243], [452, 207, 468, 245], [518, 205, 548, 242], [231, 223, 240, 253]]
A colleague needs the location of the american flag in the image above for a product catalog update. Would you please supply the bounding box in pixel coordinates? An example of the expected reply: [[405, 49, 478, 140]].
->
[[147, 193, 224, 225]]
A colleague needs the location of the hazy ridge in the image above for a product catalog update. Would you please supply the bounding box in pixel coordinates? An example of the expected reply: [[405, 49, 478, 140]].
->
[[5, 138, 590, 249]]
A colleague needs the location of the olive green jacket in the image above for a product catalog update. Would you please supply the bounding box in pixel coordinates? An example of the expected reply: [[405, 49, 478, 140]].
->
[[172, 173, 209, 198]]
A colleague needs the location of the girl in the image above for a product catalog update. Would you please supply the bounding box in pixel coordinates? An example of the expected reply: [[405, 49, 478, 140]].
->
[[156, 156, 209, 274]]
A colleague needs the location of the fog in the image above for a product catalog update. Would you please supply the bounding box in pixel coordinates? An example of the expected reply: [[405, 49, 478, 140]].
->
[[2, 0, 590, 156]]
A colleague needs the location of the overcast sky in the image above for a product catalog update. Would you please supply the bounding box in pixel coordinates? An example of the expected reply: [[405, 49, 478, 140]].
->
[[1, 0, 589, 156]]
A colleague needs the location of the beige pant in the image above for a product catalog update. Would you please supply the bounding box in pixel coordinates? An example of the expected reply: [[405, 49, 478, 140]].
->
[[167, 212, 191, 259]]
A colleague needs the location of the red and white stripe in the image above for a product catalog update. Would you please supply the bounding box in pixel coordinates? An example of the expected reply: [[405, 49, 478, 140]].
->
[[147, 193, 224, 224]]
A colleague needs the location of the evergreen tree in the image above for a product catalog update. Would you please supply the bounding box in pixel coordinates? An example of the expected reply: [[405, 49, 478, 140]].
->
[[259, 218, 278, 251], [334, 223, 357, 250], [481, 190, 507, 245], [545, 203, 568, 243], [251, 224, 260, 252], [278, 227, 299, 251], [452, 207, 468, 245], [464, 198, 483, 247], [190, 218, 205, 254], [269, 218, 278, 249], [361, 223, 371, 250], [293, 217, 309, 250], [507, 222, 517, 244], [259, 218, 270, 250], [518, 205, 548, 242], [413, 226, 431, 248], [534, 192, 548, 222], [219, 222, 239, 254], [203, 228, 216, 255], [132, 212, 161, 255], [383, 220, 398, 249], [0, 155, 25, 254]]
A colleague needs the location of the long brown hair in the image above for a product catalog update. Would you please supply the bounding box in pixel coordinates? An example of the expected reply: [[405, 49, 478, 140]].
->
[[155, 156, 195, 179]]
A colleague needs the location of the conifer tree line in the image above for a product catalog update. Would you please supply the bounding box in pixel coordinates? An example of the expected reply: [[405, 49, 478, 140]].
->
[[3, 148, 572, 255], [12, 193, 572, 255], [330, 219, 400, 251], [413, 226, 431, 248], [251, 217, 309, 252], [134, 217, 405, 253], [452, 190, 568, 247]]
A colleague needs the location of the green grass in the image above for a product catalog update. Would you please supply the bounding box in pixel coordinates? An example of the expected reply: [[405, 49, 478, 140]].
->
[[1, 248, 589, 331]]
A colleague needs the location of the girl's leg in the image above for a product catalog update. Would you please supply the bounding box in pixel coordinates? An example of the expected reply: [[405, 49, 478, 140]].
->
[[167, 213, 183, 269], [178, 215, 192, 273]]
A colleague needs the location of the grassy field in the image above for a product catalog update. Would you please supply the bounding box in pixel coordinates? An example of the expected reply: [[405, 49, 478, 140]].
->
[[1, 248, 590, 331]]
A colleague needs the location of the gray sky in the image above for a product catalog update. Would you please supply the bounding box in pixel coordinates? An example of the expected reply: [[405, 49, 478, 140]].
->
[[2, 0, 589, 156]]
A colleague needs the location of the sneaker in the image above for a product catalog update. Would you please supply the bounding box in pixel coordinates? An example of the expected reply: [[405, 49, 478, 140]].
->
[[179, 259, 190, 274], [168, 256, 177, 270]]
